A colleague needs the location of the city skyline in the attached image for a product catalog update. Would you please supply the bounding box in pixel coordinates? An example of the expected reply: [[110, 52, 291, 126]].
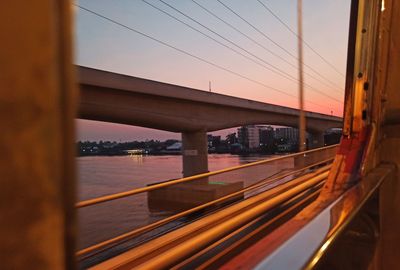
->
[[75, 0, 350, 141]]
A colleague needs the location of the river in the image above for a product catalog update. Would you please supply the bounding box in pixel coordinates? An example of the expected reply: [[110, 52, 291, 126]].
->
[[77, 154, 288, 251]]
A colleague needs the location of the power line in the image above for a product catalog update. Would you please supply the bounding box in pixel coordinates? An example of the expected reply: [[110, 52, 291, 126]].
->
[[216, 0, 297, 57], [256, 0, 345, 78], [216, 0, 344, 93], [155, 0, 300, 87], [191, 0, 297, 69], [76, 4, 330, 111], [141, 0, 299, 85], [156, 0, 343, 103], [191, 0, 343, 93]]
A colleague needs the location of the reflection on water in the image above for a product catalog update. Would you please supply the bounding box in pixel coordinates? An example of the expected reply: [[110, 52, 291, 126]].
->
[[78, 154, 272, 201], [77, 154, 277, 250]]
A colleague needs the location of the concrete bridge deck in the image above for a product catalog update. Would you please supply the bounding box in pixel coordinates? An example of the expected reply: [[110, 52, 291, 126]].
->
[[78, 66, 342, 176], [78, 66, 342, 133]]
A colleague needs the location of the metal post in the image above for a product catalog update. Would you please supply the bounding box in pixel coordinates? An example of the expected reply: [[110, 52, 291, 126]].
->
[[298, 0, 306, 152], [0, 1, 77, 269]]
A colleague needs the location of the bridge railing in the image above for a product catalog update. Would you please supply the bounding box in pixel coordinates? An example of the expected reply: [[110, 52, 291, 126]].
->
[[76, 145, 338, 260]]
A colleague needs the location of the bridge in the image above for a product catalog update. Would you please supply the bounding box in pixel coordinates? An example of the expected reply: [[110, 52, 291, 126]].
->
[[78, 66, 342, 176]]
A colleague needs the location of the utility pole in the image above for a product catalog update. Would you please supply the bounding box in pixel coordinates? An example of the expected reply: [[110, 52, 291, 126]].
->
[[298, 0, 306, 151]]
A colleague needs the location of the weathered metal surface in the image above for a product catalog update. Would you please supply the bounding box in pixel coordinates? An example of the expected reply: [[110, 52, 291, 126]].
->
[[0, 1, 77, 269], [220, 164, 393, 270]]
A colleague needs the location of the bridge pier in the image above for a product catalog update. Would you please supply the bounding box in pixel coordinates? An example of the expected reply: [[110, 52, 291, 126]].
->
[[182, 131, 209, 177], [148, 130, 245, 212]]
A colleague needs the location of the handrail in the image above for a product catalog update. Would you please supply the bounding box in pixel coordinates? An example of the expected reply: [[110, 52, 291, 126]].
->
[[76, 144, 338, 208], [77, 159, 334, 257], [228, 164, 394, 270], [132, 172, 329, 269], [174, 182, 325, 269], [303, 167, 389, 269]]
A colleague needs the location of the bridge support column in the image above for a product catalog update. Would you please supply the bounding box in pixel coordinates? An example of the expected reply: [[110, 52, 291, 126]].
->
[[148, 130, 245, 212], [310, 131, 325, 149], [182, 131, 209, 177]]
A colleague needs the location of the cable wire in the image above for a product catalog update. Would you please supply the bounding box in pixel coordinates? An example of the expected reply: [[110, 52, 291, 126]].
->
[[216, 0, 345, 92], [76, 4, 332, 111], [156, 0, 343, 103], [155, 0, 300, 86], [191, 0, 343, 93], [142, 0, 301, 85], [256, 0, 345, 78]]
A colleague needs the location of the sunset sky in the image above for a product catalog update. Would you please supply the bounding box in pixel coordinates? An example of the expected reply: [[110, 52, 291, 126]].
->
[[75, 0, 350, 141]]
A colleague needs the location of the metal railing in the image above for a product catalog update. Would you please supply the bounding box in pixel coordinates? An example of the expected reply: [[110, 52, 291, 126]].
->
[[76, 145, 338, 258], [77, 144, 338, 208], [131, 170, 330, 270]]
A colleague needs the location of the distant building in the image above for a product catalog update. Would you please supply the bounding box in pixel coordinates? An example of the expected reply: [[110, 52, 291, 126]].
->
[[102, 141, 118, 149], [324, 128, 342, 145], [125, 149, 147, 155], [207, 135, 221, 149], [238, 125, 260, 150], [163, 142, 182, 154], [275, 127, 299, 144], [166, 142, 181, 150], [277, 144, 293, 152], [259, 126, 274, 146], [229, 143, 243, 154]]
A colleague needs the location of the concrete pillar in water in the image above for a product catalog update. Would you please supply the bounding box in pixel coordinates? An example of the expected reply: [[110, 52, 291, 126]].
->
[[182, 131, 209, 178], [148, 130, 244, 212]]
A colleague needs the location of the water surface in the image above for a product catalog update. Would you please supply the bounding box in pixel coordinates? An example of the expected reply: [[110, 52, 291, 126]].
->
[[77, 154, 282, 250]]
